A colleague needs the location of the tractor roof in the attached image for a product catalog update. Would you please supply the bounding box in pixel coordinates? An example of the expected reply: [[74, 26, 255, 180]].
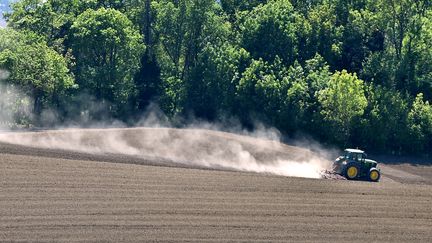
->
[[344, 148, 365, 154]]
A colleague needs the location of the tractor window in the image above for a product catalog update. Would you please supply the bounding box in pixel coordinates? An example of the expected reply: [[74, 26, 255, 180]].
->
[[353, 153, 363, 161], [344, 152, 351, 159], [343, 152, 348, 158]]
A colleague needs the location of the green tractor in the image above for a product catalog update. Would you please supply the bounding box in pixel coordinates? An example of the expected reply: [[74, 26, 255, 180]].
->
[[333, 149, 381, 182]]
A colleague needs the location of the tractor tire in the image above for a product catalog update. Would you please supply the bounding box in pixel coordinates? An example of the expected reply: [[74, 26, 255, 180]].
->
[[344, 163, 359, 180], [368, 168, 380, 182]]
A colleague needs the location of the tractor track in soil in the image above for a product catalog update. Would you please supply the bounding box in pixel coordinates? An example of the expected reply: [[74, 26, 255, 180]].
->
[[0, 127, 431, 242]]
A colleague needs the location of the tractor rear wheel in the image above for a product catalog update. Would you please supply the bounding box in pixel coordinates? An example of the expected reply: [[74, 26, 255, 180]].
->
[[344, 164, 359, 180], [368, 168, 380, 182]]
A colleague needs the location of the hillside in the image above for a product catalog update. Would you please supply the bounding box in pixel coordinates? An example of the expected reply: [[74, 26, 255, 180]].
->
[[0, 128, 431, 242]]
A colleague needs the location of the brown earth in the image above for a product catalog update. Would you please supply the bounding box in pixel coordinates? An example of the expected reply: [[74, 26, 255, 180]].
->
[[0, 128, 432, 242]]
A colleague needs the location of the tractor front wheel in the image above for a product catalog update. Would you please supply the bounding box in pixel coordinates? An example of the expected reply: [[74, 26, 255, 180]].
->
[[344, 164, 359, 180]]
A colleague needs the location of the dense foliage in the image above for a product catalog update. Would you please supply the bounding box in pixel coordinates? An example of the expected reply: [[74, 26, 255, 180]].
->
[[1, 0, 432, 155]]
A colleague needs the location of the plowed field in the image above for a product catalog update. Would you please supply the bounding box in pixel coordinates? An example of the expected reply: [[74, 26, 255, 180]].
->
[[1, 128, 431, 242]]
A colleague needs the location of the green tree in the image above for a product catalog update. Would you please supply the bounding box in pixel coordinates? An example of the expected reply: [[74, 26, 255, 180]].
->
[[365, 0, 432, 94], [353, 85, 409, 153], [0, 29, 74, 116], [131, 0, 162, 112], [237, 58, 285, 125], [290, 0, 323, 15], [338, 8, 383, 74], [318, 70, 367, 144], [237, 57, 309, 132], [2, 0, 432, 154], [407, 93, 432, 153], [410, 9, 432, 99], [6, 0, 86, 52], [5, 0, 57, 41], [153, 0, 232, 117], [239, 0, 303, 65], [301, 54, 332, 136], [71, 7, 144, 115], [303, 2, 343, 67], [220, 0, 267, 18], [5, 0, 135, 53], [186, 43, 250, 120]]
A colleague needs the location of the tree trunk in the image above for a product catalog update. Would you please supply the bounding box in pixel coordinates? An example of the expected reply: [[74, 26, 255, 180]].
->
[[33, 88, 43, 126], [145, 0, 151, 48]]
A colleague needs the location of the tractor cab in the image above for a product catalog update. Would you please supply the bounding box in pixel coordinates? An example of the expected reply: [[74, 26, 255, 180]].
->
[[342, 149, 367, 161]]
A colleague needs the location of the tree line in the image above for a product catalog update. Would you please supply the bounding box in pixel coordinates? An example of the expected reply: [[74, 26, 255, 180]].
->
[[1, 0, 432, 155]]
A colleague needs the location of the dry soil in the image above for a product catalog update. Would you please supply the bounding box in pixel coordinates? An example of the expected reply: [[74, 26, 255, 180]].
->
[[0, 128, 431, 242]]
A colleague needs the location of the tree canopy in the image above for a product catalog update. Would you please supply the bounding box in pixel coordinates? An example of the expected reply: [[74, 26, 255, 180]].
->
[[0, 28, 74, 115], [1, 0, 432, 155], [71, 7, 144, 115]]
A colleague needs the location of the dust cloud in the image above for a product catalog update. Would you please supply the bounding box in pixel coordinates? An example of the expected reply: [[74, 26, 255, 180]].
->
[[0, 74, 333, 179], [0, 70, 33, 129], [0, 127, 332, 179]]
